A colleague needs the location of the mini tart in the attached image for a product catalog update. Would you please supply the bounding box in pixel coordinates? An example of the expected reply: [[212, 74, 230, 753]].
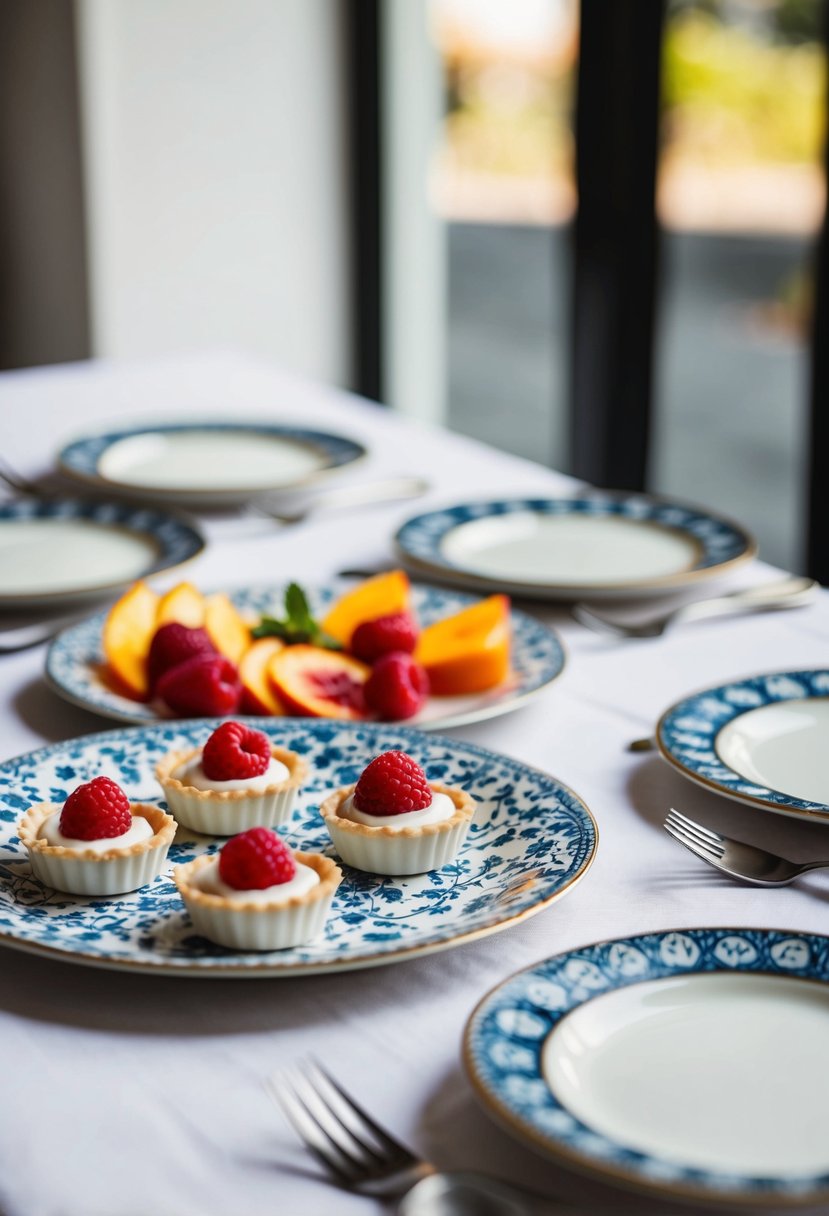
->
[[174, 850, 341, 950], [319, 782, 475, 875], [18, 803, 176, 896], [155, 745, 307, 835]]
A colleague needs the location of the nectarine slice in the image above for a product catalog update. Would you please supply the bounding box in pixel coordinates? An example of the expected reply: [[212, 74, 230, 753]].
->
[[239, 637, 286, 715], [156, 582, 205, 628], [415, 595, 511, 695], [102, 580, 160, 700], [268, 645, 370, 719], [321, 571, 411, 646], [205, 593, 251, 664]]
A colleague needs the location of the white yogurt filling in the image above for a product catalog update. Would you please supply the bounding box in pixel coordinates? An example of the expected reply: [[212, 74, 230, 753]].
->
[[193, 856, 320, 904], [174, 753, 290, 793], [40, 810, 154, 853], [339, 789, 456, 831]]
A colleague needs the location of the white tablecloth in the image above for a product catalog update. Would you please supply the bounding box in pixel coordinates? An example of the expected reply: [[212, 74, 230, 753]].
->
[[2, 352, 829, 1216]]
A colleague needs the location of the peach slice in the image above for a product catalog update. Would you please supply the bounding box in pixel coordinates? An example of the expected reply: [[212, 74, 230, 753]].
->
[[268, 645, 370, 719], [321, 570, 411, 646], [239, 637, 286, 715], [156, 582, 205, 628], [415, 595, 511, 695], [204, 593, 251, 664], [102, 580, 160, 700]]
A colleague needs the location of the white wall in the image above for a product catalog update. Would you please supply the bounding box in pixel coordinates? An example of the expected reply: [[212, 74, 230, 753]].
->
[[76, 0, 350, 385], [382, 0, 447, 425]]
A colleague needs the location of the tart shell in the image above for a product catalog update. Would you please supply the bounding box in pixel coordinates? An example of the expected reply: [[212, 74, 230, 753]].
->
[[174, 850, 341, 950], [156, 745, 307, 835], [319, 782, 475, 875], [18, 802, 176, 896]]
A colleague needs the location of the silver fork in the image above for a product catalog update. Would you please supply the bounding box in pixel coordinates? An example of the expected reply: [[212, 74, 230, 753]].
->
[[573, 576, 817, 639], [267, 1061, 551, 1215], [664, 808, 829, 886], [252, 476, 429, 526]]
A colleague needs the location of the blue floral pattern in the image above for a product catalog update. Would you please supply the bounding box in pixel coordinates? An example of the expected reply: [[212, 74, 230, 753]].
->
[[59, 422, 365, 483], [45, 582, 565, 730], [0, 719, 596, 976], [466, 927, 829, 1203], [658, 669, 829, 818], [395, 496, 753, 589], [0, 498, 203, 600]]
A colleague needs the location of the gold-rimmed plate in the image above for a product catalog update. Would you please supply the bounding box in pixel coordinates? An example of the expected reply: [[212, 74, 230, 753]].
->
[[465, 927, 829, 1207], [0, 719, 597, 977], [0, 498, 204, 609], [656, 669, 829, 822], [395, 493, 755, 601], [58, 421, 366, 506]]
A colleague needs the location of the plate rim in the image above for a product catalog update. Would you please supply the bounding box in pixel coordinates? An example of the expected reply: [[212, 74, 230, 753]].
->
[[656, 668, 829, 821], [394, 491, 756, 598], [57, 420, 368, 500], [0, 497, 205, 607], [0, 718, 598, 978], [43, 580, 567, 732], [463, 925, 829, 1207]]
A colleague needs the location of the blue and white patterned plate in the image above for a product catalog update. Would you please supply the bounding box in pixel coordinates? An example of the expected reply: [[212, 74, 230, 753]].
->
[[657, 669, 829, 822], [0, 498, 204, 608], [395, 495, 755, 600], [0, 719, 596, 977], [465, 927, 829, 1206], [59, 421, 366, 505], [45, 581, 565, 731]]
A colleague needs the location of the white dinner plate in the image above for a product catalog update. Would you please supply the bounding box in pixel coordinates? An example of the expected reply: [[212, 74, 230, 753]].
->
[[657, 669, 829, 822], [45, 581, 565, 731], [0, 719, 597, 977], [395, 494, 755, 600], [58, 421, 366, 505], [0, 499, 204, 608], [465, 927, 829, 1206]]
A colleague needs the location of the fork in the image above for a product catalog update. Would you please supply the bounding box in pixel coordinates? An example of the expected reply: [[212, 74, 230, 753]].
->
[[267, 1061, 563, 1215], [572, 576, 817, 639], [252, 476, 429, 526], [663, 808, 829, 886]]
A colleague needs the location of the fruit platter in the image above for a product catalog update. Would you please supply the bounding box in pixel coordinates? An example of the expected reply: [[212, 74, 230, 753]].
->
[[45, 572, 566, 731]]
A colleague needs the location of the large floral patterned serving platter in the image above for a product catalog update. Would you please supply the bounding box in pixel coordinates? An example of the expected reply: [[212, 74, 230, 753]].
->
[[657, 669, 829, 822], [465, 928, 829, 1206], [45, 582, 566, 732], [0, 719, 596, 977], [395, 494, 755, 601]]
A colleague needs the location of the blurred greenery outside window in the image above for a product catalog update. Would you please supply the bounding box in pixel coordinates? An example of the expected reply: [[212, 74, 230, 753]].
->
[[433, 0, 826, 243]]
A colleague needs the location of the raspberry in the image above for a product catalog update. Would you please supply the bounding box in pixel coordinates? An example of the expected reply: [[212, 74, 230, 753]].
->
[[202, 721, 271, 781], [364, 653, 429, 721], [352, 750, 432, 816], [350, 613, 418, 663], [156, 654, 242, 717], [59, 776, 132, 840], [218, 827, 296, 890], [148, 623, 216, 691]]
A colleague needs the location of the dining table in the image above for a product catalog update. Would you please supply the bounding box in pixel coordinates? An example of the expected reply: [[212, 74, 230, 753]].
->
[[2, 349, 829, 1216]]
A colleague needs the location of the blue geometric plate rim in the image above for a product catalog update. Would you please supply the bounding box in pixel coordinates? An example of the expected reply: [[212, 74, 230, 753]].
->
[[394, 492, 755, 595], [464, 925, 829, 1205], [58, 420, 366, 496], [657, 668, 829, 820], [0, 497, 204, 606]]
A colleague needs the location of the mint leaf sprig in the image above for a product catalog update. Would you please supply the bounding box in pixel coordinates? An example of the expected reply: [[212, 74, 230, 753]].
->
[[251, 582, 342, 650]]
